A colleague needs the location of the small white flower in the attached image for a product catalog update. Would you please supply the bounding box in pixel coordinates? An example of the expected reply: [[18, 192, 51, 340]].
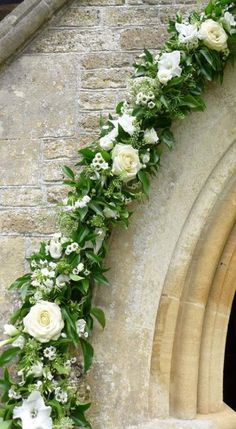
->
[[71, 242, 79, 252], [35, 380, 43, 390], [34, 291, 43, 302], [12, 335, 25, 349], [158, 51, 182, 84], [70, 357, 77, 364], [111, 114, 136, 136], [99, 129, 117, 151], [92, 153, 109, 171], [48, 239, 62, 260], [76, 319, 87, 337], [175, 22, 198, 43], [55, 389, 68, 404], [9, 388, 21, 400], [148, 101, 155, 109], [4, 324, 19, 337], [223, 11, 236, 33], [44, 346, 56, 361], [144, 128, 159, 145], [28, 361, 44, 378], [65, 245, 72, 255], [13, 391, 52, 429], [56, 274, 70, 288], [141, 153, 150, 164]]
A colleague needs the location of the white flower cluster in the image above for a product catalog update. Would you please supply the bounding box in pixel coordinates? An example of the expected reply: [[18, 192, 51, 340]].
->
[[76, 319, 88, 338], [92, 153, 109, 171], [72, 262, 84, 275], [31, 260, 57, 294], [65, 242, 79, 255]]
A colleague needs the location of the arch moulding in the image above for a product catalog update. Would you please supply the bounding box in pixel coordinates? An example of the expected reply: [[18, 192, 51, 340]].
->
[[91, 65, 236, 429]]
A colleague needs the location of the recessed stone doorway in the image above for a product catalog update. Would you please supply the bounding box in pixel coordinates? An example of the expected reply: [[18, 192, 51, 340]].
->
[[224, 292, 236, 412]]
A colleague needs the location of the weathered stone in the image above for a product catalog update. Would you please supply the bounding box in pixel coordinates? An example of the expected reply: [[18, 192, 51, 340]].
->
[[51, 7, 101, 27], [72, 0, 124, 5], [81, 68, 131, 89], [101, 6, 159, 26], [79, 90, 126, 110], [81, 51, 141, 69], [43, 138, 79, 160], [0, 208, 58, 234], [0, 139, 40, 185], [46, 185, 69, 204], [27, 29, 120, 53], [121, 27, 167, 50], [0, 55, 77, 138], [0, 187, 44, 206], [0, 237, 24, 330], [78, 112, 107, 132]]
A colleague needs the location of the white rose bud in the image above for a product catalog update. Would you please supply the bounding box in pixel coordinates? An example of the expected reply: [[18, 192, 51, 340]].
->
[[49, 239, 62, 259], [99, 129, 117, 151], [112, 143, 142, 182], [198, 19, 228, 51], [23, 301, 64, 343], [158, 51, 182, 84], [144, 128, 159, 145], [4, 324, 19, 337]]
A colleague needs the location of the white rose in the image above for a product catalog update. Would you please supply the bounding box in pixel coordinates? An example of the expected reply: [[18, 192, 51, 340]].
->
[[158, 51, 182, 84], [198, 19, 228, 51], [144, 128, 159, 145], [99, 128, 117, 151], [23, 301, 64, 343], [49, 239, 62, 259], [175, 22, 198, 43], [4, 324, 19, 337], [112, 144, 142, 182]]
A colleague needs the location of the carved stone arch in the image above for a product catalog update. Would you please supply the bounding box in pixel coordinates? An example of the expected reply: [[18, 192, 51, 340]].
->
[[149, 142, 236, 428], [91, 65, 236, 429]]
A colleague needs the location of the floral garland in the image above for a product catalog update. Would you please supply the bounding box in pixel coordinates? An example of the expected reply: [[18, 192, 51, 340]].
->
[[1, 1, 236, 428]]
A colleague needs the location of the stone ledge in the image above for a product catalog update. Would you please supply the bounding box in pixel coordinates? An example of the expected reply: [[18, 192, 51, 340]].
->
[[0, 0, 69, 66]]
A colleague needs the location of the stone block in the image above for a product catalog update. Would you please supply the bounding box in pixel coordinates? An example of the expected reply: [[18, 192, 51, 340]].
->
[[120, 27, 167, 50], [0, 139, 40, 185], [46, 185, 69, 204], [79, 90, 125, 110], [81, 68, 131, 89], [43, 138, 79, 160], [101, 6, 159, 26], [0, 187, 44, 207], [81, 51, 141, 70], [78, 112, 106, 132], [0, 55, 78, 138], [72, 0, 124, 5], [51, 7, 101, 27], [0, 208, 58, 234], [28, 29, 120, 53]]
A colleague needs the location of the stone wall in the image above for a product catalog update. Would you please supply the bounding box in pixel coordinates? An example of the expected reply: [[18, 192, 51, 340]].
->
[[0, 0, 203, 328], [5, 2, 236, 429]]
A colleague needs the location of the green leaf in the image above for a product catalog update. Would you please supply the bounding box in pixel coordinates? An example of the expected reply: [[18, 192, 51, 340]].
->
[[93, 272, 110, 286], [88, 201, 104, 217], [79, 148, 95, 160], [138, 170, 150, 197], [0, 418, 12, 429], [79, 338, 94, 372], [199, 49, 216, 70], [0, 348, 20, 367], [9, 274, 31, 290], [179, 95, 206, 111], [70, 274, 84, 282], [116, 101, 124, 114], [91, 308, 106, 329], [161, 129, 175, 149], [62, 165, 75, 180], [72, 413, 91, 429], [144, 48, 153, 63], [205, 0, 213, 15]]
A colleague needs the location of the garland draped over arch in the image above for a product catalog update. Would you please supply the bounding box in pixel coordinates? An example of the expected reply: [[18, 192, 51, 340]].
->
[[0, 1, 236, 428]]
